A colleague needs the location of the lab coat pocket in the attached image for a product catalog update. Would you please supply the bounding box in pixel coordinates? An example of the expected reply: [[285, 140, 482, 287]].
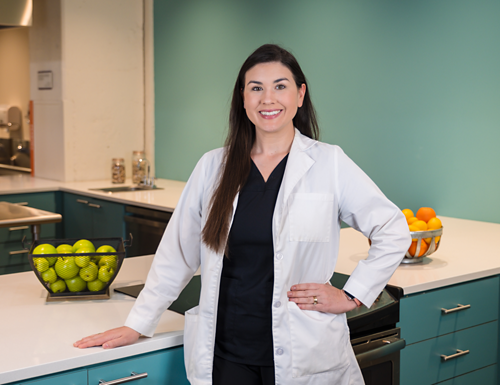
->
[[287, 302, 348, 378], [183, 305, 200, 376], [289, 193, 334, 242]]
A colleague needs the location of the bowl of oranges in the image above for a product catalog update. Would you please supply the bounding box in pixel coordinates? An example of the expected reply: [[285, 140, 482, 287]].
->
[[401, 207, 443, 264]]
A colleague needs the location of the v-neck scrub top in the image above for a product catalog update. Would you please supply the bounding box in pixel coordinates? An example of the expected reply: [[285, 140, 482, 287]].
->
[[215, 155, 289, 366]]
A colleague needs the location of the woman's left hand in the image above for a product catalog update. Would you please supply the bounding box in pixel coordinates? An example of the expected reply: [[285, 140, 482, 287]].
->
[[287, 283, 359, 314]]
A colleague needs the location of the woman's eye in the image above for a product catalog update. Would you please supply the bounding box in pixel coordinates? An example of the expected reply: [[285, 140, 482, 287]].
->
[[276, 84, 286, 90], [252, 86, 263, 91]]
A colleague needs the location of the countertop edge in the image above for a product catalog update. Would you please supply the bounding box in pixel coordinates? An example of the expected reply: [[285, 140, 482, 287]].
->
[[0, 331, 185, 384]]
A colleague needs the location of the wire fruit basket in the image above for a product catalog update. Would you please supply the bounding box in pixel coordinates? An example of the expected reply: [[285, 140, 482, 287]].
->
[[402, 227, 443, 264], [28, 237, 129, 301]]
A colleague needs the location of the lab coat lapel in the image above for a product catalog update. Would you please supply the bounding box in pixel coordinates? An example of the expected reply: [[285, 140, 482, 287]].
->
[[281, 129, 316, 205]]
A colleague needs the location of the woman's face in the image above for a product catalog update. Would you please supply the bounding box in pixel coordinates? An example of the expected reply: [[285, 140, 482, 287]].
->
[[243, 61, 306, 138]]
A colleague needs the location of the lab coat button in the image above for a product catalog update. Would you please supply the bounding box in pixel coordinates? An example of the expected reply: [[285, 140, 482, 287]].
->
[[275, 253, 283, 260], [274, 301, 281, 308], [276, 347, 284, 355]]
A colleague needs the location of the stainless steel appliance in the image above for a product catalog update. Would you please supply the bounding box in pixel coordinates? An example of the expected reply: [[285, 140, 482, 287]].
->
[[124, 205, 171, 257]]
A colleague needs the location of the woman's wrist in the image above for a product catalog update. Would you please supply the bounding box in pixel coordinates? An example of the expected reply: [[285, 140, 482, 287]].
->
[[343, 290, 362, 307]]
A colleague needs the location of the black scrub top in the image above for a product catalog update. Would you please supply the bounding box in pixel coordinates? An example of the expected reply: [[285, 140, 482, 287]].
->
[[214, 155, 288, 366]]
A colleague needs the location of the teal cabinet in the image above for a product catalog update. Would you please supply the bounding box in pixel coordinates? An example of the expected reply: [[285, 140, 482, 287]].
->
[[17, 369, 87, 385], [0, 192, 62, 274], [13, 346, 188, 385], [88, 346, 188, 385], [399, 276, 500, 385], [63, 193, 125, 240], [437, 365, 498, 385]]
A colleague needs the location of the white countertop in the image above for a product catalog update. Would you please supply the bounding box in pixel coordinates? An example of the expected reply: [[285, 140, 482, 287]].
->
[[0, 255, 185, 384], [0, 174, 186, 212], [335, 216, 500, 295]]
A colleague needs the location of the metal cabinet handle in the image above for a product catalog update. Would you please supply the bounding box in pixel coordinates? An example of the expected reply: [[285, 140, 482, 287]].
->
[[88, 203, 101, 209], [355, 337, 406, 366], [76, 199, 89, 204], [9, 249, 29, 255], [13, 202, 29, 206], [9, 226, 29, 231], [441, 349, 470, 361], [441, 304, 471, 314], [99, 371, 148, 385]]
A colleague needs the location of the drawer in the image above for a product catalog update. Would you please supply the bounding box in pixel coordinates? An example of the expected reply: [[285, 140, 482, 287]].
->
[[0, 241, 32, 274], [0, 224, 31, 243], [399, 276, 499, 344], [437, 364, 498, 385], [88, 346, 189, 385], [16, 368, 87, 385], [401, 320, 498, 385]]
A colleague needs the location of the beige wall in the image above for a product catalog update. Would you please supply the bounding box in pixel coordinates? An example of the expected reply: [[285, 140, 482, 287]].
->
[[0, 27, 30, 141], [29, 0, 145, 182]]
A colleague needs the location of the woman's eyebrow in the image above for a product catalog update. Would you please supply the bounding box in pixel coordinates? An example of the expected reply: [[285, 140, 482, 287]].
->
[[246, 77, 290, 86]]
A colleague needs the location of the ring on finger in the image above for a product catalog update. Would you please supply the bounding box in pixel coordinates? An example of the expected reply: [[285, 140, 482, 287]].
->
[[313, 296, 318, 305]]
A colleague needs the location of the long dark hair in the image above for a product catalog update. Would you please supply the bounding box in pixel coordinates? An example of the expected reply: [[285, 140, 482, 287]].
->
[[202, 44, 319, 253]]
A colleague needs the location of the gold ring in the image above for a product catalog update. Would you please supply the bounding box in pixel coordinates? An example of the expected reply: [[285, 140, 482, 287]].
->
[[313, 296, 318, 305]]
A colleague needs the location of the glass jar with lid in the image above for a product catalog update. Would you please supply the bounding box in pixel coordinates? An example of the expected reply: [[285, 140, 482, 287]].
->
[[132, 151, 148, 184], [111, 158, 126, 183]]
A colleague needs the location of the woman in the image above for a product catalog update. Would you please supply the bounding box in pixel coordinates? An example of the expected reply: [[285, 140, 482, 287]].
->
[[75, 44, 411, 385]]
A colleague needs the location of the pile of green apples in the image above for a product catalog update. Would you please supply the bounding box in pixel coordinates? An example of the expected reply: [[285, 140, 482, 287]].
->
[[32, 239, 118, 294]]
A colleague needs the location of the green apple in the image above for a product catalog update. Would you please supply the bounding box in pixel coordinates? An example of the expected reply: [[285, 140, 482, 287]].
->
[[98, 255, 117, 271], [96, 245, 117, 265], [56, 244, 73, 254], [98, 266, 115, 282], [33, 257, 49, 273], [79, 262, 98, 282], [87, 278, 105, 292], [72, 239, 95, 253], [74, 247, 94, 268], [65, 276, 87, 292], [33, 244, 58, 266], [51, 279, 66, 293], [41, 267, 57, 284], [55, 256, 79, 279]]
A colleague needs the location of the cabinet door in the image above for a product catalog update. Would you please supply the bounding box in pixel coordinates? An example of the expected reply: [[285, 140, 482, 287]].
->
[[437, 364, 497, 385], [91, 198, 125, 239], [0, 241, 31, 274], [63, 193, 94, 239], [401, 321, 498, 384], [399, 276, 500, 345], [16, 368, 87, 385], [88, 346, 189, 385]]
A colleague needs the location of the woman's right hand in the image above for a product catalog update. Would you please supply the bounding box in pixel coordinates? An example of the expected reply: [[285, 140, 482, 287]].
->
[[73, 326, 141, 349]]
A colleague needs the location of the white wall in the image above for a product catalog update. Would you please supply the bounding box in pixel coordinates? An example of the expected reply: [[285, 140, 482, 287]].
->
[[30, 0, 145, 182]]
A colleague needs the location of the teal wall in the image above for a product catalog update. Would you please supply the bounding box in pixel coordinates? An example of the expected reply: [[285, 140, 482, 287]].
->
[[154, 0, 500, 224]]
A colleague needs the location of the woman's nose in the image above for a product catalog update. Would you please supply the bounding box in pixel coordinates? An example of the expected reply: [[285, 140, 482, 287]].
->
[[262, 88, 275, 104]]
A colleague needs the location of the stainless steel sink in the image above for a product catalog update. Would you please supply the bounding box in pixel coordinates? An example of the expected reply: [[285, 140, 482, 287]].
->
[[90, 185, 163, 193]]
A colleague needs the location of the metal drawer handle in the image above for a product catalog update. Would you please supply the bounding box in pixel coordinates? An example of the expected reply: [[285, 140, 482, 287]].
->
[[441, 304, 471, 314], [441, 349, 470, 361], [9, 226, 29, 231], [76, 199, 89, 204], [13, 202, 29, 206], [9, 249, 29, 255], [99, 371, 148, 385], [88, 203, 101, 209]]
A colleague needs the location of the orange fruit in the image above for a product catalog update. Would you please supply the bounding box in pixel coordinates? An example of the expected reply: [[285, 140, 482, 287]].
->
[[413, 220, 428, 231], [407, 217, 419, 225], [408, 239, 428, 257], [408, 224, 420, 241], [402, 209, 414, 221], [416, 207, 436, 223], [427, 217, 442, 230]]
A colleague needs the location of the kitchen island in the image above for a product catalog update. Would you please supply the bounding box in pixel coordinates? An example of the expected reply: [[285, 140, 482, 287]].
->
[[0, 254, 188, 385]]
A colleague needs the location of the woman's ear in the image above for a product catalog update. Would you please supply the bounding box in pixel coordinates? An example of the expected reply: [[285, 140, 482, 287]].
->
[[298, 83, 306, 108]]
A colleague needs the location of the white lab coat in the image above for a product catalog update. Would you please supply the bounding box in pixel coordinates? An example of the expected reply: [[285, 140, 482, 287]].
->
[[125, 129, 411, 385]]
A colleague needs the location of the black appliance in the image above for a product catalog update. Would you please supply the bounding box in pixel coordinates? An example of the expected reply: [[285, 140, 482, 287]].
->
[[331, 273, 405, 385], [124, 205, 171, 257]]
